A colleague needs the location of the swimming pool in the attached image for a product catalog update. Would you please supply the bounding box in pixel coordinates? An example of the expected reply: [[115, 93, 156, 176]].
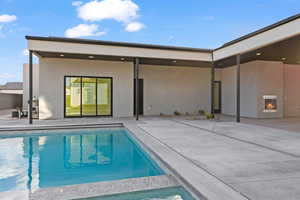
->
[[0, 128, 164, 192], [80, 186, 196, 200]]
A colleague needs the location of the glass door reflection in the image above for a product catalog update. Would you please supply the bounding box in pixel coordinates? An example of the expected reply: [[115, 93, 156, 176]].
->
[[97, 78, 112, 116], [64, 133, 113, 168], [82, 78, 97, 116], [65, 77, 81, 117]]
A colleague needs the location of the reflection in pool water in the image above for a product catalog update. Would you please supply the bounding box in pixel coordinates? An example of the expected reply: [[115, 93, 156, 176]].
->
[[0, 129, 164, 193], [64, 133, 113, 168]]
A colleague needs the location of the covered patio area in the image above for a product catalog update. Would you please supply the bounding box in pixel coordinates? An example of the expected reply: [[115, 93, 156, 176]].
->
[[25, 36, 213, 123], [212, 14, 300, 122]]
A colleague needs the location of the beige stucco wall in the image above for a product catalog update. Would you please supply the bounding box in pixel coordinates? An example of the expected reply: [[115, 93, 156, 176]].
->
[[220, 66, 237, 116], [23, 64, 39, 109], [140, 65, 211, 115], [220, 60, 284, 118], [284, 64, 300, 117], [220, 65, 259, 117], [256, 61, 284, 118], [215, 69, 222, 81], [38, 58, 134, 119]]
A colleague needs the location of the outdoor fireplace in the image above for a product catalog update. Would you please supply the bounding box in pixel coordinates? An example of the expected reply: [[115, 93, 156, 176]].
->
[[263, 95, 277, 112]]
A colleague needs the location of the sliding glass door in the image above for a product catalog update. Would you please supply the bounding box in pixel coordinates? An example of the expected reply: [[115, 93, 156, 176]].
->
[[82, 78, 97, 116], [97, 78, 112, 116], [65, 76, 112, 117], [65, 77, 81, 117]]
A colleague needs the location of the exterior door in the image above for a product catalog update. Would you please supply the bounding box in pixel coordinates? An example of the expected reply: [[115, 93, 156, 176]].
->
[[214, 81, 222, 113], [134, 79, 144, 115]]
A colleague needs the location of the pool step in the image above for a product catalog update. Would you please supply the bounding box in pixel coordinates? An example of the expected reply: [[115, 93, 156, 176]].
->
[[0, 123, 124, 133], [29, 175, 179, 200]]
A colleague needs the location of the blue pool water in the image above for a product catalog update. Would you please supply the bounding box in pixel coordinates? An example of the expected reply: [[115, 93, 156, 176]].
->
[[0, 128, 164, 192], [80, 187, 197, 200]]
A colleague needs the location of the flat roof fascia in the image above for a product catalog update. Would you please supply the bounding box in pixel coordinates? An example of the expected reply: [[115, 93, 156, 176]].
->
[[213, 16, 300, 61], [26, 36, 212, 52], [27, 39, 212, 62]]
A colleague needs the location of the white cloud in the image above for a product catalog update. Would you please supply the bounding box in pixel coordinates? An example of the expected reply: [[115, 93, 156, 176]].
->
[[22, 49, 29, 56], [0, 73, 15, 79], [0, 14, 17, 38], [73, 0, 145, 33], [0, 14, 17, 23], [77, 0, 139, 23], [65, 24, 106, 38], [125, 21, 144, 32], [72, 1, 83, 6]]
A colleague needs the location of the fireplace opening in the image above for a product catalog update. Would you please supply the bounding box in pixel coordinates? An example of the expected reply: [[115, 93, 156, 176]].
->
[[263, 95, 277, 112]]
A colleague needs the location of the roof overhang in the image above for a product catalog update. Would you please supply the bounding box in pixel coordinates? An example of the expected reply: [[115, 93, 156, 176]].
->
[[215, 34, 300, 68], [213, 14, 300, 61], [26, 36, 213, 66], [33, 51, 212, 67]]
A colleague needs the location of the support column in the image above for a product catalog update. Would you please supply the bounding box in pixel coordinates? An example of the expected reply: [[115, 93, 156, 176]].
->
[[236, 54, 241, 123], [134, 58, 140, 120], [211, 62, 215, 115], [29, 50, 33, 124]]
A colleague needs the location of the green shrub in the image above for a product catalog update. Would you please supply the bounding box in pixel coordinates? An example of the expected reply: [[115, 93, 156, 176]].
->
[[198, 110, 205, 115], [204, 112, 214, 119], [174, 110, 181, 116]]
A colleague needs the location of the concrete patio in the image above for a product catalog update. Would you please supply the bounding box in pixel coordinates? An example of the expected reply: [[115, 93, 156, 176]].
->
[[214, 114, 300, 133], [134, 118, 300, 200], [1, 116, 300, 199]]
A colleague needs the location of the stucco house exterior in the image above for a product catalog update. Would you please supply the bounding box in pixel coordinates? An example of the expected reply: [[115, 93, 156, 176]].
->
[[24, 14, 300, 122]]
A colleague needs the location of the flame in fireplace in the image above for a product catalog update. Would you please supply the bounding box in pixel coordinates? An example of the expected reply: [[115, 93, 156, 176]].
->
[[263, 95, 277, 112], [266, 103, 275, 110]]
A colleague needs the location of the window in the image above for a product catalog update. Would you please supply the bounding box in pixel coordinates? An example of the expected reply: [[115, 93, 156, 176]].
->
[[64, 76, 112, 117]]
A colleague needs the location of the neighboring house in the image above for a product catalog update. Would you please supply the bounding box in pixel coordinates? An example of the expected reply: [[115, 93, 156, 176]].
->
[[0, 82, 23, 110], [23, 14, 300, 120], [0, 82, 23, 94]]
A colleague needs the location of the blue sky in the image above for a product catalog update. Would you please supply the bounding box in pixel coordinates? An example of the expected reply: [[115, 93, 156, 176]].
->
[[0, 0, 299, 84]]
